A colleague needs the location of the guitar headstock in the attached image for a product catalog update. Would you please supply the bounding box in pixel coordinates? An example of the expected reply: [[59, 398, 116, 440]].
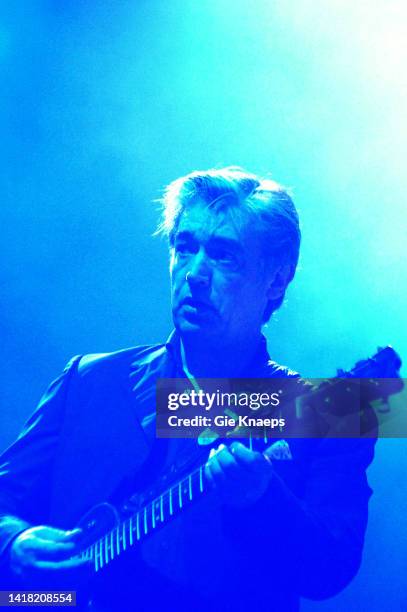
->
[[334, 345, 404, 406], [337, 345, 402, 379]]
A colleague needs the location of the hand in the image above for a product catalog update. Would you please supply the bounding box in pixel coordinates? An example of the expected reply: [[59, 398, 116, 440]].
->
[[204, 442, 273, 507], [9, 525, 92, 590]]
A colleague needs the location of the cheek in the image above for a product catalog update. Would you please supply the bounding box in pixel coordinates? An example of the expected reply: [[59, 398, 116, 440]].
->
[[170, 253, 184, 281], [216, 278, 246, 313], [236, 278, 267, 316], [171, 264, 185, 291]]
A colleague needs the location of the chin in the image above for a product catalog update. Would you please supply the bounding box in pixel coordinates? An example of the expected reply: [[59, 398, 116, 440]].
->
[[176, 317, 216, 338]]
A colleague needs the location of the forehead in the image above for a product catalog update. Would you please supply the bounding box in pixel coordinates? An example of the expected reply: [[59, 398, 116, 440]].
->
[[175, 200, 254, 245]]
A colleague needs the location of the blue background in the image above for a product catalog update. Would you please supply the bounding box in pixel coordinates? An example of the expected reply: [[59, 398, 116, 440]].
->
[[1, 2, 406, 609]]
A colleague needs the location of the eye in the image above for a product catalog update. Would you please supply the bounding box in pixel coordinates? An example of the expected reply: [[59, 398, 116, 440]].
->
[[215, 249, 232, 261], [209, 246, 239, 268], [174, 239, 196, 257]]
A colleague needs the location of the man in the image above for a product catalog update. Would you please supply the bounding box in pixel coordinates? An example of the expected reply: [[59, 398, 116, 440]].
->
[[0, 167, 375, 611]]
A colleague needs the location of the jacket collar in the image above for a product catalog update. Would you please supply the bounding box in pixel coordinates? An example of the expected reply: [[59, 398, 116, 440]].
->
[[164, 329, 272, 378]]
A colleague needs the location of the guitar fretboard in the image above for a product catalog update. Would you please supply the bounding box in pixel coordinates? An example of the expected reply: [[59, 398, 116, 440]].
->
[[80, 462, 207, 572]]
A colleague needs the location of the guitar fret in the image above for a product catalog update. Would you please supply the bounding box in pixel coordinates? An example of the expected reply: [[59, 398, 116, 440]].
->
[[104, 535, 109, 565], [188, 474, 193, 501], [199, 466, 204, 493], [136, 512, 140, 540], [116, 526, 120, 555], [99, 540, 103, 569], [94, 542, 100, 572], [160, 495, 164, 522], [110, 530, 114, 560], [101, 540, 105, 569], [129, 516, 133, 545], [178, 482, 183, 508], [152, 502, 156, 529], [169, 487, 173, 515], [122, 520, 127, 550], [143, 506, 148, 534]]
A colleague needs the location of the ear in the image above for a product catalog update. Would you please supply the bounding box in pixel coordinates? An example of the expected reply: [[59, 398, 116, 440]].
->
[[266, 264, 293, 301]]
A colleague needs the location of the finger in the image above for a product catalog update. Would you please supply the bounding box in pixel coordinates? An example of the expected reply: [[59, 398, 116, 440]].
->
[[214, 447, 241, 479], [29, 526, 83, 543], [35, 540, 79, 560], [204, 462, 215, 488], [205, 454, 227, 486], [60, 528, 83, 541], [230, 442, 269, 474], [209, 443, 226, 459], [35, 556, 93, 572], [205, 446, 220, 486], [21, 538, 79, 561]]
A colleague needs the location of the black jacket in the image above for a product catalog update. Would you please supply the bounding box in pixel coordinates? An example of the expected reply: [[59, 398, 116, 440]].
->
[[0, 333, 376, 611]]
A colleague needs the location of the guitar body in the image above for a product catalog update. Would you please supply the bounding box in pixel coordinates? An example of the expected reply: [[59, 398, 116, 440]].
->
[[76, 503, 120, 550]]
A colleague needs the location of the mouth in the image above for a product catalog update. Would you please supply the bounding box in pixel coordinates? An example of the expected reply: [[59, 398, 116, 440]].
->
[[180, 297, 215, 313]]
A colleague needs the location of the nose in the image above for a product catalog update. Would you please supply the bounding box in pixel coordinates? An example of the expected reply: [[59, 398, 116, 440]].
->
[[186, 250, 212, 288]]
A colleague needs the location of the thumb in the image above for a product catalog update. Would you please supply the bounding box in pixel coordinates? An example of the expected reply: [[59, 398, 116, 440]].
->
[[32, 526, 83, 542]]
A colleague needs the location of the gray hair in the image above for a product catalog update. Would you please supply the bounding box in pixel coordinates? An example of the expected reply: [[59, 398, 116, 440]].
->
[[157, 166, 301, 321]]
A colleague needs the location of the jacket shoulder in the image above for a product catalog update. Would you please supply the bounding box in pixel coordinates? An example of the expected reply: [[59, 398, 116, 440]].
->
[[75, 343, 167, 377]]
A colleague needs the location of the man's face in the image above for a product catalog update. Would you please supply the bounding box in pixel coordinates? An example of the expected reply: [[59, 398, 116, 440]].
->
[[170, 200, 276, 346]]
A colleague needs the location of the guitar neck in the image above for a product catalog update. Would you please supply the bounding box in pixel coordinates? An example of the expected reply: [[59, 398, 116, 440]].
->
[[81, 460, 208, 573]]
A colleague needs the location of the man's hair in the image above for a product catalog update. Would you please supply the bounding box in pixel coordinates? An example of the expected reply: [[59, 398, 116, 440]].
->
[[157, 166, 301, 321]]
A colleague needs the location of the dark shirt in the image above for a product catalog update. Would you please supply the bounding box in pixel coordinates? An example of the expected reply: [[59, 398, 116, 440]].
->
[[0, 332, 376, 611]]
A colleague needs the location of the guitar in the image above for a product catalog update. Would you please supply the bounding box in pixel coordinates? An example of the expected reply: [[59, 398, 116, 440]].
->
[[73, 345, 403, 576]]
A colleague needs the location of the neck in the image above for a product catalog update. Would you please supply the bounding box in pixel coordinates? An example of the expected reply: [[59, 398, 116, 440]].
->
[[180, 332, 263, 378]]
